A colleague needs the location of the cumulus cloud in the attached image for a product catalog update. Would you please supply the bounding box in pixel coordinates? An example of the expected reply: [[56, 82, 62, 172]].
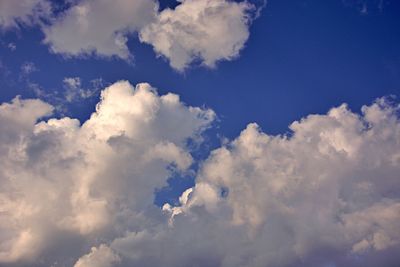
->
[[43, 0, 158, 60], [1, 0, 260, 70], [0, 81, 214, 265], [0, 82, 399, 267], [139, 0, 256, 71], [110, 98, 400, 267], [0, 0, 50, 29], [40, 0, 258, 70], [74, 245, 120, 267]]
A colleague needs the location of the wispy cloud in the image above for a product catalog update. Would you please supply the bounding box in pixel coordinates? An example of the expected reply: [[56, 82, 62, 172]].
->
[[342, 0, 386, 15], [20, 61, 38, 76], [7, 42, 16, 51], [63, 77, 102, 103]]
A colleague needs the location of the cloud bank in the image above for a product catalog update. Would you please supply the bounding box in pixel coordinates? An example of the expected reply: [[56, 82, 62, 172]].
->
[[0, 81, 399, 267]]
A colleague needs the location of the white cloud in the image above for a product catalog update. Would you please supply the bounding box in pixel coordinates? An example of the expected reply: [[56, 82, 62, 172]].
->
[[0, 0, 50, 29], [1, 0, 261, 70], [63, 77, 101, 102], [43, 0, 158, 60], [0, 83, 399, 266], [139, 0, 255, 71], [41, 0, 259, 70], [0, 97, 53, 263], [0, 81, 214, 264], [74, 245, 120, 267], [111, 98, 400, 267]]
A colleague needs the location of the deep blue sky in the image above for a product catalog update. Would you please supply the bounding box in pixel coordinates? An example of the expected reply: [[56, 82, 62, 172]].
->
[[1, 0, 400, 137], [1, 0, 400, 204]]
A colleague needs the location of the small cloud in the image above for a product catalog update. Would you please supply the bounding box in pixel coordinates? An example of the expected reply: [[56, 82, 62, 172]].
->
[[20, 61, 38, 75], [360, 3, 368, 14], [7, 43, 16, 51], [27, 82, 68, 115], [63, 77, 101, 103], [342, 0, 386, 15], [26, 77, 103, 116], [90, 77, 104, 89], [63, 77, 81, 90], [0, 60, 12, 81]]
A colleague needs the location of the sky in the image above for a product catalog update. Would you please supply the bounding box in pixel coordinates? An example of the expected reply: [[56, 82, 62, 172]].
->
[[0, 0, 399, 266]]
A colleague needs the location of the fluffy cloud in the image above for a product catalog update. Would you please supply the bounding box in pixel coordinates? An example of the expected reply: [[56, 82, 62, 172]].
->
[[109, 98, 400, 267], [43, 0, 158, 60], [139, 0, 255, 71], [74, 245, 120, 267], [0, 0, 50, 29], [0, 83, 399, 267], [1, 0, 260, 70], [40, 0, 258, 70], [0, 81, 214, 265]]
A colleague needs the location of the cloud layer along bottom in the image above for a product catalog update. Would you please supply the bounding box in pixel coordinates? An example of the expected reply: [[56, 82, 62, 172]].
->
[[0, 81, 399, 267]]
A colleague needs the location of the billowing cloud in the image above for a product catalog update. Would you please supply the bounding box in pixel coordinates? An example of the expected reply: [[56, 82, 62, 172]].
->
[[74, 245, 120, 267], [0, 0, 50, 29], [112, 98, 400, 267], [0, 82, 399, 266], [0, 81, 214, 265], [43, 0, 158, 60], [150, 98, 400, 267], [139, 0, 255, 71]]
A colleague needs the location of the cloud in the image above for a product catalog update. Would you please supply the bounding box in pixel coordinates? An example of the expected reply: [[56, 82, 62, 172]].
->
[[0, 81, 214, 265], [25, 77, 105, 117], [110, 98, 400, 267], [342, 0, 385, 14], [7, 43, 16, 51], [63, 77, 101, 102], [0, 60, 11, 79], [140, 0, 256, 71], [43, 0, 158, 60], [0, 0, 50, 29], [20, 62, 38, 76], [0, 82, 399, 267], [74, 245, 120, 267], [1, 0, 261, 70], [41, 0, 259, 70]]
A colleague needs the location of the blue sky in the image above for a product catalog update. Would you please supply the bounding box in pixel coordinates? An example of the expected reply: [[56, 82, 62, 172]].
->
[[1, 0, 399, 137], [0, 1, 400, 267]]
